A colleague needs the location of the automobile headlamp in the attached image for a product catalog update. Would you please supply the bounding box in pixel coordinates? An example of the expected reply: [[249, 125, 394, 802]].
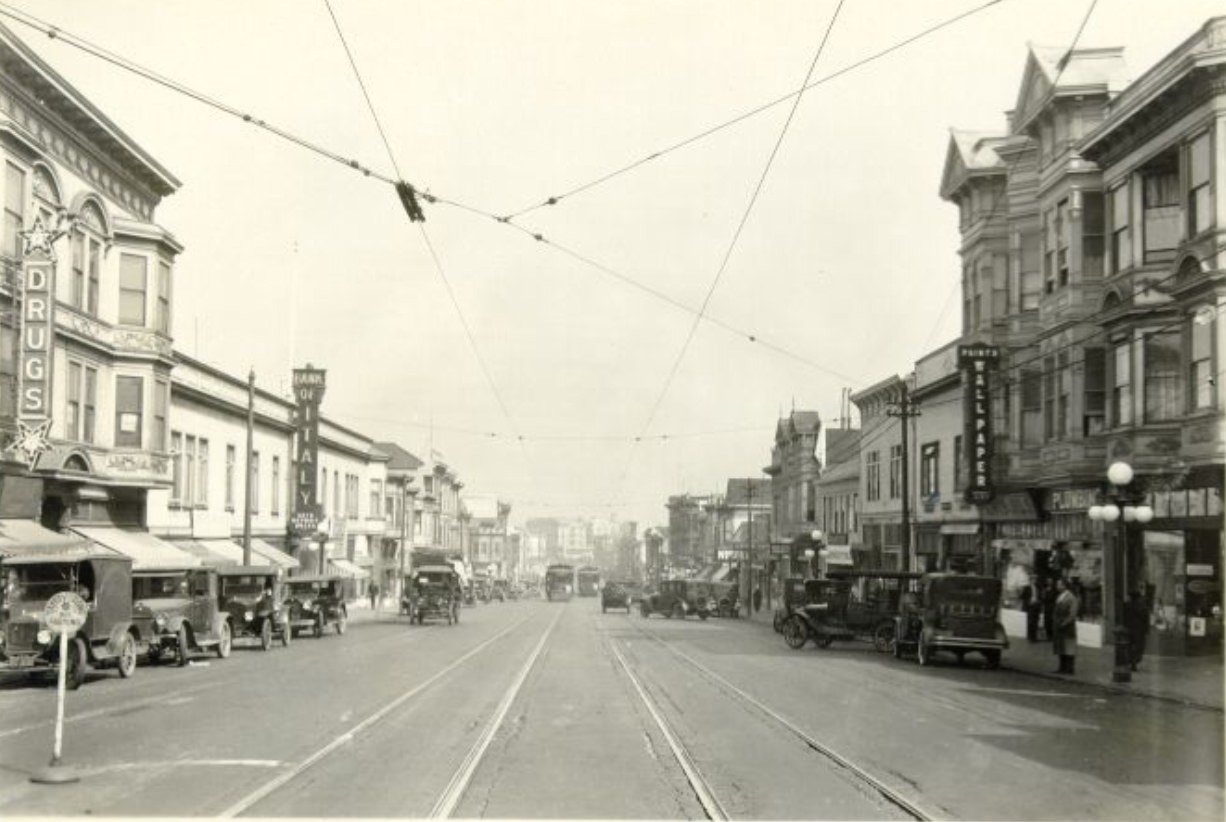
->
[[155, 615, 167, 628], [36, 629, 52, 645], [244, 610, 254, 621], [303, 599, 313, 611]]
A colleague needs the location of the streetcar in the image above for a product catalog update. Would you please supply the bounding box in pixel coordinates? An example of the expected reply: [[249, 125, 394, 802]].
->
[[576, 566, 601, 597], [544, 564, 575, 601]]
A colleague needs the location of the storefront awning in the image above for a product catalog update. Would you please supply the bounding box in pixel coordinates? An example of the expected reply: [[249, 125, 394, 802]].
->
[[249, 538, 298, 570], [821, 545, 855, 566], [73, 526, 200, 570], [0, 518, 91, 558], [939, 522, 980, 535], [328, 558, 370, 579]]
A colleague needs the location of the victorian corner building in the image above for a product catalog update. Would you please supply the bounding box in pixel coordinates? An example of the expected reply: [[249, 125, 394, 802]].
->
[[0, 22, 488, 596], [828, 19, 1225, 658]]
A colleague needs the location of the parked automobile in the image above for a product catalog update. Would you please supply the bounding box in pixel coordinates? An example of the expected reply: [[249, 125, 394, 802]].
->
[[132, 566, 232, 665], [283, 575, 348, 637], [640, 579, 715, 620], [601, 581, 632, 614], [1, 551, 139, 688], [782, 572, 922, 652], [217, 566, 290, 650], [406, 565, 460, 625], [710, 581, 739, 618], [893, 573, 1008, 668]]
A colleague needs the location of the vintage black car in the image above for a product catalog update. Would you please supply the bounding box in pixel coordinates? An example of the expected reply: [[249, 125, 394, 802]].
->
[[782, 572, 922, 652], [601, 581, 632, 613], [893, 573, 1008, 668], [640, 579, 716, 620], [283, 575, 348, 637], [217, 566, 290, 650], [1, 551, 139, 688], [406, 565, 460, 625], [132, 566, 231, 665], [710, 581, 739, 618]]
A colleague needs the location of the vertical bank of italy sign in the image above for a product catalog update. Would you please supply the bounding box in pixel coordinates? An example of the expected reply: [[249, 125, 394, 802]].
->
[[291, 367, 326, 535], [958, 344, 1001, 506]]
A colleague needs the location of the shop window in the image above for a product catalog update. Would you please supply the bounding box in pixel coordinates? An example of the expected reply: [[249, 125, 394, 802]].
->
[[1110, 183, 1131, 273], [1143, 328, 1183, 422], [1187, 132, 1212, 237], [114, 375, 143, 448], [1190, 308, 1215, 411]]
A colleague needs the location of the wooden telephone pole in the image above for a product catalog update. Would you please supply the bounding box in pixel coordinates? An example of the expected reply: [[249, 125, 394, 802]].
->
[[886, 382, 921, 572]]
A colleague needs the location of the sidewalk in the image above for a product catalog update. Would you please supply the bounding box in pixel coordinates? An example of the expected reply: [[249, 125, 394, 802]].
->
[[1001, 636, 1224, 711]]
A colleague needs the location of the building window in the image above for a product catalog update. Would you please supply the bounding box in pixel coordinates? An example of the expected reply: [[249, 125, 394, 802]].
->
[[805, 481, 815, 523], [920, 442, 940, 499], [1043, 210, 1056, 293], [889, 445, 902, 499], [119, 254, 148, 325], [170, 431, 183, 503], [334, 470, 340, 516], [370, 479, 382, 518], [1114, 342, 1133, 426], [114, 375, 143, 448], [197, 439, 209, 508], [1056, 199, 1069, 287], [250, 451, 260, 514], [1020, 231, 1042, 310], [1056, 352, 1069, 440], [1110, 183, 1131, 273], [1043, 356, 1057, 441], [226, 444, 236, 511], [865, 451, 880, 502], [1188, 132, 1212, 237], [1021, 369, 1042, 446], [3, 162, 24, 259], [321, 468, 328, 515], [1143, 328, 1182, 422], [1142, 154, 1180, 264], [272, 456, 280, 515], [70, 229, 103, 315], [953, 435, 964, 492], [1084, 348, 1106, 435], [153, 380, 169, 452], [156, 261, 171, 335], [184, 434, 196, 507], [1191, 309, 1215, 411], [66, 361, 81, 440]]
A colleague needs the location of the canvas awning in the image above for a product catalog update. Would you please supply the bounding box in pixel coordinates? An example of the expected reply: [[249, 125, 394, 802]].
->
[[0, 518, 91, 558], [73, 526, 200, 570], [939, 522, 980, 535], [249, 538, 298, 570], [173, 539, 245, 566], [821, 545, 855, 566], [328, 558, 370, 579]]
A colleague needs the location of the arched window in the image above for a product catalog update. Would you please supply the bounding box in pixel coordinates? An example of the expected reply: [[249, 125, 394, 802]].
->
[[71, 201, 106, 316]]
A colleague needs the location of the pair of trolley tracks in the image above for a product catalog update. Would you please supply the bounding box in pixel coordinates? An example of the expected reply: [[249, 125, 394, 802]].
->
[[218, 608, 561, 818], [604, 613, 939, 821]]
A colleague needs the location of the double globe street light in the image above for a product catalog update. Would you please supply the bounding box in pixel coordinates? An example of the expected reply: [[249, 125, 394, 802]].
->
[[1087, 461, 1154, 684]]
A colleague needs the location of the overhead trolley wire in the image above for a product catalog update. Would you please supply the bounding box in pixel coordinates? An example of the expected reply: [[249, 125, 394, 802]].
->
[[502, 0, 1009, 220]]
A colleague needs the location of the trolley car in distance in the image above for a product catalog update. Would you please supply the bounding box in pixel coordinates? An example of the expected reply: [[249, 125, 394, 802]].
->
[[544, 564, 575, 601], [576, 566, 601, 597]]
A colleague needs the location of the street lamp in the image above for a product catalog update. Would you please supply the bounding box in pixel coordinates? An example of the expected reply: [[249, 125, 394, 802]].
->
[[1087, 461, 1154, 684]]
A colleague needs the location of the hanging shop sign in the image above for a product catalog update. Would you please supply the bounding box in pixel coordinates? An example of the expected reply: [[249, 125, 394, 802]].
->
[[291, 366, 326, 535], [958, 345, 1001, 505], [10, 216, 64, 471]]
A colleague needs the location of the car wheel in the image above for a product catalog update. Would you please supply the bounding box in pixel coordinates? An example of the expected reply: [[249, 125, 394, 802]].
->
[[314, 618, 323, 639], [281, 621, 292, 648], [116, 633, 137, 678], [336, 614, 347, 635], [176, 624, 191, 667], [260, 620, 273, 651], [66, 637, 87, 690], [892, 634, 904, 659], [699, 611, 708, 621], [671, 604, 685, 620], [216, 622, 232, 659], [872, 622, 895, 653], [917, 639, 933, 667], [782, 616, 808, 650], [983, 650, 1001, 669], [773, 610, 784, 633]]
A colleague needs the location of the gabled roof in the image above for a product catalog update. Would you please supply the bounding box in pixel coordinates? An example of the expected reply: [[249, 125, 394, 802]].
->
[[724, 478, 771, 506], [825, 428, 861, 465], [1013, 44, 1128, 134], [374, 441, 423, 471], [939, 129, 1007, 200]]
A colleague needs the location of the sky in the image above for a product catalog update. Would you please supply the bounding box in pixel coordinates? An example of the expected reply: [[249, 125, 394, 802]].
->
[[7, 0, 1223, 530]]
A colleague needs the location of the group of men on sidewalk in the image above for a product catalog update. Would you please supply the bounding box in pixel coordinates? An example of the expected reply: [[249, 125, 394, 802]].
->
[[1021, 579, 1150, 676]]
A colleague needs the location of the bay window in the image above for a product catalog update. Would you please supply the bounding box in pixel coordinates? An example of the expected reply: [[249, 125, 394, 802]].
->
[[1190, 309, 1215, 411], [1142, 155, 1180, 264], [119, 254, 148, 325], [1188, 132, 1212, 237], [114, 375, 143, 448], [1143, 329, 1182, 422], [1110, 184, 1131, 273], [1114, 343, 1133, 426]]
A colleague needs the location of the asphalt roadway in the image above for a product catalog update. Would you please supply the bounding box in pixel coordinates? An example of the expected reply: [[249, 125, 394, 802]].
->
[[0, 597, 1221, 820]]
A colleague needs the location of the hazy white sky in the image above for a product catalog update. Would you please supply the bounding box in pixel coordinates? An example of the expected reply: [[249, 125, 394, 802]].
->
[[10, 0, 1223, 528]]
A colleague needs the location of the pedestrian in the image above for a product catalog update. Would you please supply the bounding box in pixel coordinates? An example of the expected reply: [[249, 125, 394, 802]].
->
[[369, 582, 379, 612], [1123, 589, 1150, 671], [1052, 578, 1079, 674], [1041, 579, 1056, 640], [1022, 583, 1041, 642]]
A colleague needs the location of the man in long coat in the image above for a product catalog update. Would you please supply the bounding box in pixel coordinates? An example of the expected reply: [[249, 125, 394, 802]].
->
[[1052, 578, 1079, 674]]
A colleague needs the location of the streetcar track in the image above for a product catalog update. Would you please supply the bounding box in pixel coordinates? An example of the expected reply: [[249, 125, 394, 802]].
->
[[623, 615, 937, 820], [427, 606, 564, 819], [217, 612, 540, 818]]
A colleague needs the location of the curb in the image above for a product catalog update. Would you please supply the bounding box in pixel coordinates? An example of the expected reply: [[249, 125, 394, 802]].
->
[[1001, 662, 1224, 713]]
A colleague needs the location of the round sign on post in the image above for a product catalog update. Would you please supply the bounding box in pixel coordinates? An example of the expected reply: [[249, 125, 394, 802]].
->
[[30, 591, 87, 785]]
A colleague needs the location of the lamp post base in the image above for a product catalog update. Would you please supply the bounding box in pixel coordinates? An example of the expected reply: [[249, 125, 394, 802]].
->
[[1112, 622, 1132, 684], [29, 756, 79, 784]]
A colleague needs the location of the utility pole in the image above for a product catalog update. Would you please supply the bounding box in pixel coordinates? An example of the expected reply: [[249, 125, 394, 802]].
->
[[242, 369, 255, 565], [886, 381, 921, 572]]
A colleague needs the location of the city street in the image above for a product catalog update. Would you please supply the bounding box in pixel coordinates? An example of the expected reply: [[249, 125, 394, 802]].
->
[[0, 598, 1220, 820]]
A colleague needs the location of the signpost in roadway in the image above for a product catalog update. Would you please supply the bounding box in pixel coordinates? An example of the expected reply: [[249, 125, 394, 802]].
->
[[30, 591, 88, 785]]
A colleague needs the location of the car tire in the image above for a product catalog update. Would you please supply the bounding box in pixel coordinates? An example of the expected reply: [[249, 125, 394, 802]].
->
[[892, 634, 904, 659], [116, 633, 137, 678], [872, 622, 895, 653], [782, 616, 808, 650], [260, 620, 273, 651], [281, 621, 292, 648], [314, 618, 324, 639], [216, 621, 232, 659], [66, 637, 87, 690], [983, 650, 1001, 669], [336, 614, 347, 635], [699, 611, 708, 621], [640, 603, 650, 618], [918, 640, 933, 667], [773, 610, 784, 633], [177, 624, 191, 667], [671, 604, 685, 620]]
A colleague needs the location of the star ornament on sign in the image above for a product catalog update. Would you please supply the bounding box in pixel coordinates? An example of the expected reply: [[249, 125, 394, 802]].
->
[[10, 418, 52, 470], [19, 214, 67, 261]]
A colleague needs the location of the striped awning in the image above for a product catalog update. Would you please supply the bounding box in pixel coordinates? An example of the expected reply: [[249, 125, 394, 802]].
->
[[328, 558, 370, 579], [249, 538, 298, 570], [0, 518, 91, 558], [72, 527, 200, 570]]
